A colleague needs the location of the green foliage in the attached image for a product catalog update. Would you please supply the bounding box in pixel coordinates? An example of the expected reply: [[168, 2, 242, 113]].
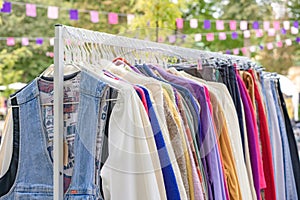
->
[[127, 0, 185, 42], [0, 47, 33, 97]]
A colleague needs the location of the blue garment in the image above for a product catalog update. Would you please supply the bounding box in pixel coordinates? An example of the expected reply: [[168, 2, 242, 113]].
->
[[0, 71, 107, 199], [138, 85, 181, 200], [259, 74, 279, 197], [270, 79, 298, 200], [136, 64, 209, 196]]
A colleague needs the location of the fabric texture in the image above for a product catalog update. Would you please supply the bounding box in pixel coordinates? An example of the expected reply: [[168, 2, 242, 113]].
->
[[248, 70, 277, 200]]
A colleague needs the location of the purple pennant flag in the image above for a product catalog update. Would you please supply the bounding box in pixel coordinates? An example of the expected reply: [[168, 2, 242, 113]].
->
[[294, 21, 299, 28], [253, 21, 259, 30], [69, 9, 79, 20], [296, 37, 300, 43], [36, 38, 43, 45], [176, 18, 183, 29], [225, 50, 231, 54], [259, 45, 264, 50], [281, 28, 287, 35], [232, 32, 238, 39], [1, 1, 11, 13], [204, 20, 211, 29]]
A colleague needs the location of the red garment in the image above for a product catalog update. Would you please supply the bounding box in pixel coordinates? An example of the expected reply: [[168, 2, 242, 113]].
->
[[134, 86, 149, 116], [249, 70, 277, 200]]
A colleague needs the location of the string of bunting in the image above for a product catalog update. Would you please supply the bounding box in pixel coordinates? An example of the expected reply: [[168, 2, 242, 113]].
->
[[44, 37, 299, 58], [1, 26, 299, 47], [0, 1, 299, 30], [222, 37, 300, 55], [176, 18, 299, 32], [0, 36, 54, 46], [1, 35, 298, 57], [163, 27, 299, 43], [0, 1, 135, 25]]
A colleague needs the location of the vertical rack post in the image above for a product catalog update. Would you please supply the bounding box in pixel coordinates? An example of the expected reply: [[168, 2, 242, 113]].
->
[[54, 24, 64, 200]]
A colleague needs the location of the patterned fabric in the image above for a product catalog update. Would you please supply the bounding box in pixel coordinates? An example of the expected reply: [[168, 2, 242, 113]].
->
[[38, 74, 81, 191]]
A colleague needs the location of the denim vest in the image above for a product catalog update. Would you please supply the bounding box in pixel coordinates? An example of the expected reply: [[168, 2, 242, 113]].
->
[[0, 71, 108, 199]]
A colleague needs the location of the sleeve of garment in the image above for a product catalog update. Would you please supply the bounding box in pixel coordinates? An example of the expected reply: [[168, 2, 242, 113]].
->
[[0, 108, 13, 177], [100, 87, 166, 200]]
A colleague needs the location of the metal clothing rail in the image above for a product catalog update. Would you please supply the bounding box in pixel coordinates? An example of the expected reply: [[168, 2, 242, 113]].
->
[[53, 24, 251, 199]]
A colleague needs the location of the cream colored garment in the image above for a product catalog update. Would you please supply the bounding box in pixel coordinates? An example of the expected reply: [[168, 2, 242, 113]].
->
[[172, 69, 256, 200], [0, 108, 12, 177], [107, 66, 187, 200], [100, 74, 166, 200]]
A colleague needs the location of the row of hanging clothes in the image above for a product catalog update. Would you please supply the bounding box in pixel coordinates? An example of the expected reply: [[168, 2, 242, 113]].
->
[[0, 25, 299, 200]]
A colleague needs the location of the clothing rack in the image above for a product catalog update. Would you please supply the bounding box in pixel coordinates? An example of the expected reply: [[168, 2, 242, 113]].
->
[[53, 24, 252, 199]]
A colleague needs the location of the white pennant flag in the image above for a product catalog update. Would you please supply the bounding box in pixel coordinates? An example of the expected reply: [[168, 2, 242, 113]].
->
[[291, 27, 299, 34], [194, 34, 202, 42], [285, 39, 292, 46], [50, 37, 54, 46], [283, 21, 290, 30]]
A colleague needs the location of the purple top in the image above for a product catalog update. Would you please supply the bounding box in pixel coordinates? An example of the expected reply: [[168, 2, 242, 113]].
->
[[149, 65, 227, 200], [236, 75, 260, 199]]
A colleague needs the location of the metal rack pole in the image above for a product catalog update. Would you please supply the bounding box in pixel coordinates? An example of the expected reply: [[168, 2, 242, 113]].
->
[[53, 24, 64, 200]]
